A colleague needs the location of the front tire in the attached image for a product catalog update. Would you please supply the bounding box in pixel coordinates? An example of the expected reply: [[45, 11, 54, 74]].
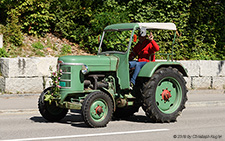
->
[[142, 67, 188, 122], [82, 91, 113, 128], [38, 87, 68, 122]]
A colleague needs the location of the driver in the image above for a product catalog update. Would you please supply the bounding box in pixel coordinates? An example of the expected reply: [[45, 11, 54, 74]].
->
[[129, 28, 159, 89]]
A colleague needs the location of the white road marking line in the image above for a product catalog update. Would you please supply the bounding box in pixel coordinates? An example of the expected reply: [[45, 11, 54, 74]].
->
[[3, 129, 169, 141]]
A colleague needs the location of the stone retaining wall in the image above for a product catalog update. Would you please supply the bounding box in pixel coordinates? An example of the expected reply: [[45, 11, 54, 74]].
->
[[178, 60, 225, 90], [0, 57, 57, 93], [0, 57, 224, 93]]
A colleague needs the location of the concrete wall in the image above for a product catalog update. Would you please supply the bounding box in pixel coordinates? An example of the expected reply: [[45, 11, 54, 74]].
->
[[179, 60, 225, 90], [0, 57, 57, 93], [0, 57, 224, 93]]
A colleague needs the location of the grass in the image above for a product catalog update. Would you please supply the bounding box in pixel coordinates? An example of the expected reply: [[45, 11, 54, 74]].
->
[[0, 33, 89, 58], [61, 44, 72, 55], [32, 41, 44, 50]]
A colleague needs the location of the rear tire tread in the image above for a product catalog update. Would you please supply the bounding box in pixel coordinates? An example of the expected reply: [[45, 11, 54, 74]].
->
[[142, 67, 188, 123]]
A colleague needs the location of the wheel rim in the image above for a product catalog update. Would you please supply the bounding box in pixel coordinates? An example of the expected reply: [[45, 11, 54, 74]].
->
[[155, 77, 182, 114], [90, 98, 108, 122]]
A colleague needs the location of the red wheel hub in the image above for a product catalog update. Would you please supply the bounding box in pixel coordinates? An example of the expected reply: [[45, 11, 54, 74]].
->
[[161, 88, 172, 103], [95, 106, 103, 115]]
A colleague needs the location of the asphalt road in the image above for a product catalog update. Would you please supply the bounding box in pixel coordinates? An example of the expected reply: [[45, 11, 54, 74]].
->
[[0, 105, 224, 141]]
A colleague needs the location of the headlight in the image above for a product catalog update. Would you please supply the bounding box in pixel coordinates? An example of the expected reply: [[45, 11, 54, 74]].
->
[[81, 64, 89, 74]]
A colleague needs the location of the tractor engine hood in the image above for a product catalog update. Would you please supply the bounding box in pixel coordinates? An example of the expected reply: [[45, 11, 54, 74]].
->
[[58, 55, 118, 71]]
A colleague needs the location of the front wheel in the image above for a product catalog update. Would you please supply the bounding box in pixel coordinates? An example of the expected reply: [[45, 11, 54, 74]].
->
[[82, 91, 113, 128], [38, 87, 68, 122], [142, 67, 188, 122]]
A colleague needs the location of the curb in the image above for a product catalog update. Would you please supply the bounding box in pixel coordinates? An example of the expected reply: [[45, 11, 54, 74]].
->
[[0, 94, 40, 98], [0, 109, 38, 114], [186, 101, 225, 107], [0, 101, 225, 115], [188, 89, 225, 95]]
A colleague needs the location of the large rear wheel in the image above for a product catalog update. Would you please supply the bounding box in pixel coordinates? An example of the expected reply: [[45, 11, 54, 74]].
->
[[142, 67, 188, 122]]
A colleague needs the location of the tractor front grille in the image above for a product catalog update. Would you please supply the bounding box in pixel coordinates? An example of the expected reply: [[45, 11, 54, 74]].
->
[[60, 66, 71, 88]]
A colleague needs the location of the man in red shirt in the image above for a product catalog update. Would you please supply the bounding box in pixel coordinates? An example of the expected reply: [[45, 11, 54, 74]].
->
[[129, 30, 159, 89]]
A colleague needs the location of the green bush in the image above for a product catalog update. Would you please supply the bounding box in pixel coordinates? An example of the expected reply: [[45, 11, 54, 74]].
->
[[18, 0, 55, 35], [50, 0, 93, 39], [0, 0, 224, 60], [188, 0, 225, 60], [32, 42, 44, 50], [1, 0, 55, 36], [122, 0, 191, 60], [61, 44, 72, 55], [0, 3, 23, 46], [5, 10, 23, 46], [0, 47, 9, 57], [82, 1, 129, 53]]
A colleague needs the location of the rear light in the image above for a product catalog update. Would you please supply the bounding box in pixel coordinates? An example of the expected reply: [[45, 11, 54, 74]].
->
[[57, 60, 64, 70]]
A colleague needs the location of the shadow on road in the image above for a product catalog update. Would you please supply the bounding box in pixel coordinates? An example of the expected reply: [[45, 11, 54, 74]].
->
[[30, 112, 158, 128], [30, 113, 89, 128], [112, 115, 157, 123]]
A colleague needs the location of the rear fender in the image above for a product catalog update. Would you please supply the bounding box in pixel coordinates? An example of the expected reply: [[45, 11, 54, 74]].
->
[[138, 61, 188, 77]]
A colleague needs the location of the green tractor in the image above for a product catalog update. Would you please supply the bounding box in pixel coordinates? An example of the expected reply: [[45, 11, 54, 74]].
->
[[38, 23, 188, 128]]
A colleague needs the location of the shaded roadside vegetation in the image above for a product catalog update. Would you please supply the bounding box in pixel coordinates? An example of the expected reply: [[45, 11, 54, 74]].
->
[[0, 0, 224, 60]]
